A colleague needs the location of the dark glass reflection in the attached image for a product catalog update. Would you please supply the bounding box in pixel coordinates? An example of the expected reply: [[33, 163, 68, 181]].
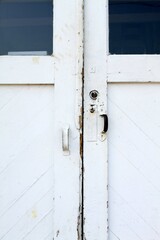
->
[[0, 0, 53, 55], [109, 0, 160, 54]]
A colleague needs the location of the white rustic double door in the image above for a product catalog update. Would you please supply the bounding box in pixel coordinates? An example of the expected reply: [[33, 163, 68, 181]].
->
[[1, 1, 160, 240]]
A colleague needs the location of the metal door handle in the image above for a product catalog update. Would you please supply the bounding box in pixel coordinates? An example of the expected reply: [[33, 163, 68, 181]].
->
[[100, 114, 108, 133], [62, 125, 70, 155]]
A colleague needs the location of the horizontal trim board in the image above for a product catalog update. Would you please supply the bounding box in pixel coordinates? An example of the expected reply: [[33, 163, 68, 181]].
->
[[0, 56, 54, 84], [107, 55, 160, 83]]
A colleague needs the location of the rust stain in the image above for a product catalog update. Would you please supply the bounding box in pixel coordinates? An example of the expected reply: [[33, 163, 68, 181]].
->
[[77, 1, 84, 239], [77, 204, 82, 240], [79, 108, 83, 129], [80, 133, 83, 160]]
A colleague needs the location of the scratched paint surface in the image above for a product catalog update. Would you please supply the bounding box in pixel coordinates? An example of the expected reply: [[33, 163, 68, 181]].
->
[[0, 85, 54, 240], [108, 83, 160, 240]]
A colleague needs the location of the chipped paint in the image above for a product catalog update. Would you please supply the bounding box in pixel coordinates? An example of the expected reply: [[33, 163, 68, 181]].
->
[[80, 133, 83, 160], [77, 203, 82, 240], [79, 2, 84, 240], [73, 1, 84, 238]]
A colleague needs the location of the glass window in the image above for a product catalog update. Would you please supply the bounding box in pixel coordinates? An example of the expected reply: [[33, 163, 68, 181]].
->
[[109, 0, 160, 54], [0, 0, 53, 55]]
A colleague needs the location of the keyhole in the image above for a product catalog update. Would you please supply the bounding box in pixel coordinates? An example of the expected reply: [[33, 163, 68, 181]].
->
[[89, 90, 99, 100]]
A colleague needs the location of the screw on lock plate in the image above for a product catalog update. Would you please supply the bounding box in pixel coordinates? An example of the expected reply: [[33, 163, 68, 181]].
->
[[89, 90, 99, 100]]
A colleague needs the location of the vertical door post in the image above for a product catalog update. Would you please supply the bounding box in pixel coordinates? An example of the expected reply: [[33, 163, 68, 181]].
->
[[84, 0, 108, 239]]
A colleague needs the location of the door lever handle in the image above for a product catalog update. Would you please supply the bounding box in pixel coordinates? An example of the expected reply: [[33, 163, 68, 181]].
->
[[100, 114, 108, 133]]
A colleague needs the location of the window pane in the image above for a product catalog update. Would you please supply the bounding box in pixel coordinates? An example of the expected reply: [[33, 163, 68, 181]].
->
[[109, 0, 160, 54], [0, 0, 53, 55]]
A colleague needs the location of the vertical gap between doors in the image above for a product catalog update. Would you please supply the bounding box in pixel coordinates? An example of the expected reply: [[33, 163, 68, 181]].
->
[[77, 1, 84, 239], [81, 7, 85, 240], [82, 2, 85, 238]]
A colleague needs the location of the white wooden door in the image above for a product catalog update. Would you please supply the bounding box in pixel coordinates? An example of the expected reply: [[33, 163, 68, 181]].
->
[[84, 0, 160, 239], [0, 1, 83, 240]]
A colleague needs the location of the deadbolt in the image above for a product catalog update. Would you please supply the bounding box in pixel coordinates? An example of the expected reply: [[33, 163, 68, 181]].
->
[[89, 90, 99, 100]]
